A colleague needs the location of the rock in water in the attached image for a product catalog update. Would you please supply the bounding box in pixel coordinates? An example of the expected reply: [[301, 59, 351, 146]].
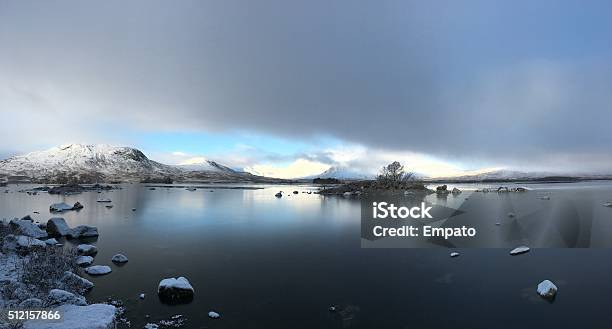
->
[[509, 246, 530, 255], [208, 311, 220, 319], [77, 244, 98, 256], [507, 212, 515, 218], [76, 256, 94, 267], [85, 265, 112, 276], [158, 277, 195, 303], [49, 202, 75, 212], [9, 219, 48, 239], [451, 187, 461, 194], [67, 225, 99, 239], [450, 252, 460, 257], [275, 192, 282, 198], [15, 235, 47, 250], [111, 254, 129, 264], [603, 202, 612, 207], [73, 202, 84, 210], [139, 293, 146, 299], [46, 217, 71, 236], [96, 198, 112, 203], [536, 280, 558, 299]]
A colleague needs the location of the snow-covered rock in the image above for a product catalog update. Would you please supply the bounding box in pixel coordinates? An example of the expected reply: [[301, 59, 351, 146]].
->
[[60, 271, 94, 293], [208, 311, 220, 319], [603, 202, 612, 207], [450, 252, 460, 257], [451, 187, 462, 194], [67, 225, 99, 239], [22, 304, 117, 329], [14, 235, 47, 250], [49, 202, 75, 212], [111, 254, 128, 264], [509, 246, 530, 255], [9, 219, 48, 239], [77, 244, 98, 256], [47, 289, 87, 306], [76, 256, 94, 267], [85, 265, 112, 276], [44, 238, 59, 245], [139, 293, 146, 299], [536, 280, 558, 299], [46, 217, 71, 236], [19, 298, 43, 308], [158, 277, 194, 302]]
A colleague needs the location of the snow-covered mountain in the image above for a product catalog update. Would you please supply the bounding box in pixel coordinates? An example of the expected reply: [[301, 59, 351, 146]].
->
[[174, 160, 236, 173], [0, 144, 280, 183], [428, 169, 560, 182], [308, 166, 374, 180]]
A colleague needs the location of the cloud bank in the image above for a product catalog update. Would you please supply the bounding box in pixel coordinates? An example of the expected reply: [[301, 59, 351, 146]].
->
[[2, 0, 612, 173]]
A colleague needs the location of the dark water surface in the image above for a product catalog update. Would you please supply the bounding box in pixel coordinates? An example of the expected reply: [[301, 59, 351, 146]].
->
[[3, 182, 612, 328]]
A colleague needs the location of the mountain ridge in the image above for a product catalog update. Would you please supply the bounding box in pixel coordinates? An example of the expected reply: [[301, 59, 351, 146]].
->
[[0, 144, 284, 184]]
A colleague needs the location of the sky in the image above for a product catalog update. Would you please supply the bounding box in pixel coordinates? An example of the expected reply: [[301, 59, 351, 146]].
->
[[2, 0, 612, 178]]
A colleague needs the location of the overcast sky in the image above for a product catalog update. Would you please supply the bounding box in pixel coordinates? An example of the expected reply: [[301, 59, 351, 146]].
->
[[2, 0, 612, 178]]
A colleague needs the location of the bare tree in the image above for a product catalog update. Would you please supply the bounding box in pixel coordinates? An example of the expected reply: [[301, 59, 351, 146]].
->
[[377, 161, 414, 183]]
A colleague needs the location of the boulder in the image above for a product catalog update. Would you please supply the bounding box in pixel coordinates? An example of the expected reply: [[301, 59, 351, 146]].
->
[[436, 185, 448, 192], [85, 265, 112, 276], [536, 280, 558, 299], [15, 235, 47, 250], [76, 255, 94, 267], [21, 215, 33, 221], [47, 289, 87, 306], [49, 202, 75, 212], [67, 225, 99, 239], [46, 218, 71, 236], [509, 246, 530, 255], [44, 238, 59, 245], [77, 244, 98, 256], [23, 304, 117, 329], [111, 254, 128, 264], [19, 298, 43, 308], [158, 277, 194, 302], [60, 271, 95, 293], [9, 219, 48, 239]]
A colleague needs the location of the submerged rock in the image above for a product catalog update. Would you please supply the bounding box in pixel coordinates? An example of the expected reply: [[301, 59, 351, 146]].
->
[[76, 255, 94, 267], [158, 277, 195, 302], [9, 219, 48, 239], [111, 253, 129, 264], [67, 225, 99, 239], [536, 280, 558, 299], [85, 265, 112, 276], [46, 217, 71, 236], [509, 246, 530, 255], [77, 244, 98, 256]]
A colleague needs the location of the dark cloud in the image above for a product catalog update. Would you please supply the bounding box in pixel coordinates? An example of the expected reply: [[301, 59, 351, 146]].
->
[[2, 0, 612, 171]]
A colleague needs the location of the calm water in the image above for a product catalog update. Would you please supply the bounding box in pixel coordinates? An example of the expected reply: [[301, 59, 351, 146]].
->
[[3, 182, 612, 328]]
